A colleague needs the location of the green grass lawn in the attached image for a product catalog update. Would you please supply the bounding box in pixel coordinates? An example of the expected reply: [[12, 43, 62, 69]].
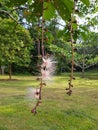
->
[[0, 72, 98, 130]]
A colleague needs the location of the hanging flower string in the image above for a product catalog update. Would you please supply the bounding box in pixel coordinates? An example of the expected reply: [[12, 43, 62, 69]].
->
[[65, 0, 77, 95], [30, 56, 56, 115], [31, 0, 45, 115], [30, 0, 56, 115]]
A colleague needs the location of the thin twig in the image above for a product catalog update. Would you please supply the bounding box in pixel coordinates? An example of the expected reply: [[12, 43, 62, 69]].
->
[[10, 6, 27, 13], [0, 10, 19, 24]]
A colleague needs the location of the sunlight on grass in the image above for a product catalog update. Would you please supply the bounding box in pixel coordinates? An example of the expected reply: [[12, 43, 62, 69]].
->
[[0, 73, 98, 130]]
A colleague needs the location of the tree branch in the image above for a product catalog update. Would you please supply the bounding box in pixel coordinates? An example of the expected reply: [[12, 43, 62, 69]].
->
[[0, 9, 20, 24], [89, 47, 98, 54], [74, 61, 83, 69], [10, 6, 27, 13], [84, 62, 98, 70]]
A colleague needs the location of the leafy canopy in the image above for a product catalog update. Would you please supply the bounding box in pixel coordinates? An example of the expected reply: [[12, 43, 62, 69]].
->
[[0, 18, 33, 66]]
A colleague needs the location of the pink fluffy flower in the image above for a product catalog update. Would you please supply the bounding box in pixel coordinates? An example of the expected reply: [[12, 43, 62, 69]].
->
[[27, 88, 40, 100], [41, 57, 56, 80], [41, 69, 50, 80], [41, 58, 52, 68]]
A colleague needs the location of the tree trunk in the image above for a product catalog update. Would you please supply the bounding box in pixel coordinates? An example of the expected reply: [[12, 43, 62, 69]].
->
[[82, 42, 85, 78], [82, 67, 85, 78], [9, 64, 12, 80], [1, 66, 5, 75], [60, 66, 62, 73]]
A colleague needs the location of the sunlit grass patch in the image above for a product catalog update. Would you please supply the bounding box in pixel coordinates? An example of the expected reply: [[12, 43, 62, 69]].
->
[[0, 72, 98, 130]]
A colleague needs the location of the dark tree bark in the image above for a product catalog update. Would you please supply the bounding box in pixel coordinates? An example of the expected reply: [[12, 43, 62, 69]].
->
[[9, 64, 12, 80]]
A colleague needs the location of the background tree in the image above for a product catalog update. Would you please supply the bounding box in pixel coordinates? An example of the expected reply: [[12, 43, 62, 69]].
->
[[75, 32, 98, 77], [1, 0, 97, 76], [0, 18, 33, 79]]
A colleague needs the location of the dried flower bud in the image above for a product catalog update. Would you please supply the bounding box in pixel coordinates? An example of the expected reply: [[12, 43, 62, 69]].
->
[[66, 91, 72, 96], [43, 19, 45, 22], [42, 82, 46, 86], [72, 20, 77, 24], [36, 77, 42, 81], [70, 84, 73, 87], [44, 28, 48, 32], [31, 108, 37, 114], [75, 9, 79, 13], [73, 77, 76, 80], [65, 88, 70, 90], [74, 48, 77, 51]]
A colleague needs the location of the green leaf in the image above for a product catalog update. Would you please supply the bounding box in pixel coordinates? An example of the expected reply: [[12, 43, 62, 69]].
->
[[80, 0, 90, 7], [72, 23, 78, 30], [10, 0, 28, 6], [44, 2, 56, 20], [80, 32, 87, 40], [63, 0, 74, 12], [31, 0, 43, 18], [53, 0, 71, 21]]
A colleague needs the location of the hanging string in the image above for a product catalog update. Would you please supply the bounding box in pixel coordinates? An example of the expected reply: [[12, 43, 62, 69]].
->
[[66, 0, 76, 95], [37, 39, 40, 57], [37, 17, 40, 57], [41, 0, 45, 57], [31, 0, 46, 115]]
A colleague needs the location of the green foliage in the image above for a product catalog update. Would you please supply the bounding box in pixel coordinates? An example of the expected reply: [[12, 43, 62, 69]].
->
[[0, 0, 95, 75], [44, 2, 56, 20], [81, 0, 90, 7], [8, 0, 90, 21], [52, 0, 72, 21], [10, 0, 28, 6], [0, 18, 33, 66], [75, 32, 98, 71]]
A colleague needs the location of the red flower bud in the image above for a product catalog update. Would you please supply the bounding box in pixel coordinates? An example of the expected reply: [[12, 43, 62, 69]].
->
[[31, 108, 37, 114]]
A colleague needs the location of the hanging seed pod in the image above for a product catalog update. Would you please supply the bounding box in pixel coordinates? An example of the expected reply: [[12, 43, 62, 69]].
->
[[36, 77, 42, 81], [73, 41, 76, 44], [70, 29, 74, 33], [74, 48, 77, 51], [40, 82, 46, 86], [65, 88, 70, 90], [44, 28, 48, 32], [73, 77, 76, 80], [31, 108, 37, 114], [70, 84, 73, 87], [42, 19, 45, 23], [66, 90, 72, 96], [75, 9, 79, 13], [67, 24, 71, 30], [44, 37, 48, 42], [72, 19, 77, 24]]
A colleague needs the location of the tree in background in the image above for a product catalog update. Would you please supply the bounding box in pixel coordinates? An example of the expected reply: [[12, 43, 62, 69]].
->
[[1, 0, 98, 76], [0, 18, 33, 79], [75, 32, 98, 77]]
